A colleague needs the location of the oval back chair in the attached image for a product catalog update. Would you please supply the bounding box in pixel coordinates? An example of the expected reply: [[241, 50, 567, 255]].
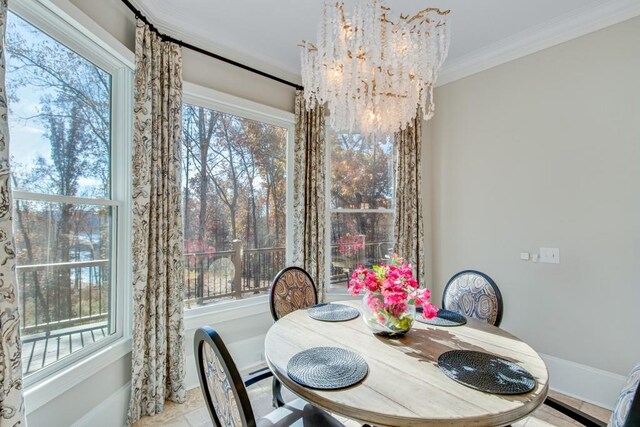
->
[[194, 326, 255, 427], [269, 266, 318, 321], [194, 326, 345, 427], [611, 362, 640, 427], [442, 270, 503, 327]]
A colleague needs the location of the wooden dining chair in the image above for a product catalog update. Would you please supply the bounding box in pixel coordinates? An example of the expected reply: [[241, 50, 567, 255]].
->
[[267, 266, 318, 407], [269, 266, 318, 321], [194, 326, 346, 427], [442, 270, 503, 327], [543, 362, 640, 426]]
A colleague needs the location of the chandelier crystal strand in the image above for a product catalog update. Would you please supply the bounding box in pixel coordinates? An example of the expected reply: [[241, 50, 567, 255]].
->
[[301, 0, 451, 137]]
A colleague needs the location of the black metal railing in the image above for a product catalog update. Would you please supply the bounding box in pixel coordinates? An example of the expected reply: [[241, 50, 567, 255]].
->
[[329, 241, 394, 287], [183, 241, 285, 307], [242, 247, 286, 293], [17, 259, 110, 335], [16, 240, 394, 328]]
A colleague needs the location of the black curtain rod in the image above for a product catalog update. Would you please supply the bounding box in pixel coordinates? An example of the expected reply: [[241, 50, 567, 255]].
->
[[119, 0, 303, 91]]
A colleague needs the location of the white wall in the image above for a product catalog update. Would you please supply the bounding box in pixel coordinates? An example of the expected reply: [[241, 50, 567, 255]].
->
[[428, 16, 640, 407]]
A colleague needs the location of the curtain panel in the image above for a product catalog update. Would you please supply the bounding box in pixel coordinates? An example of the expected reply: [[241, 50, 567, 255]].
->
[[292, 90, 327, 301], [127, 20, 186, 424], [0, 1, 26, 425], [393, 114, 425, 285]]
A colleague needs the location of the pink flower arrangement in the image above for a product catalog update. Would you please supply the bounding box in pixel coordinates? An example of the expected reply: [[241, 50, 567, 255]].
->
[[349, 254, 438, 331]]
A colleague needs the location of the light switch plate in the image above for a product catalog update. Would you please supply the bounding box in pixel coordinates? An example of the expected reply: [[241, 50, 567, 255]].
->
[[520, 252, 530, 260], [540, 248, 560, 264]]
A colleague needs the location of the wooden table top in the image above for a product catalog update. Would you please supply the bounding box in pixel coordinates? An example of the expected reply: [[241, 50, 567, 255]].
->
[[264, 300, 549, 427]]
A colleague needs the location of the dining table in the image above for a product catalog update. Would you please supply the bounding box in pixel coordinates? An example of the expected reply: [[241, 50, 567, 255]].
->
[[263, 300, 549, 427]]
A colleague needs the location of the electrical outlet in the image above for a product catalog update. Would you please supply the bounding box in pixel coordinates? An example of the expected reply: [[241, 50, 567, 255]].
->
[[539, 248, 560, 264]]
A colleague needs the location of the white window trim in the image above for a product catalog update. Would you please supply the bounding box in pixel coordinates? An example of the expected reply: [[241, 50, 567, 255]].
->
[[325, 131, 396, 295], [9, 0, 133, 413], [181, 82, 295, 320]]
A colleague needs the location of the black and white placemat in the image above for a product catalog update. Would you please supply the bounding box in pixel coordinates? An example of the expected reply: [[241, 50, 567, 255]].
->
[[416, 308, 467, 327], [438, 350, 536, 395], [307, 303, 360, 322], [287, 347, 368, 390]]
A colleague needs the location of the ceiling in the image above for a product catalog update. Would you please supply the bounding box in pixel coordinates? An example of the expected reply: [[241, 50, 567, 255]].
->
[[132, 0, 639, 85]]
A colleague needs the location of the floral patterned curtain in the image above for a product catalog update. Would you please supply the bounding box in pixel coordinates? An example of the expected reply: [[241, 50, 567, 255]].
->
[[292, 90, 327, 301], [394, 114, 425, 285], [0, 0, 26, 425], [127, 20, 186, 424]]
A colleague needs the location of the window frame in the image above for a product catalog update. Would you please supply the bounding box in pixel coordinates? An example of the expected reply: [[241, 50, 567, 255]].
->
[[9, 0, 133, 411], [181, 82, 295, 316], [324, 130, 396, 294]]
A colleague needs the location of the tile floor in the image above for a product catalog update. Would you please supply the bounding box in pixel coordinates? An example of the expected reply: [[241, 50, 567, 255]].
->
[[133, 368, 612, 427]]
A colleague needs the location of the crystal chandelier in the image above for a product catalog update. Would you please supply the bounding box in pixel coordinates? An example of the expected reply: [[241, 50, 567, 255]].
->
[[300, 0, 451, 136]]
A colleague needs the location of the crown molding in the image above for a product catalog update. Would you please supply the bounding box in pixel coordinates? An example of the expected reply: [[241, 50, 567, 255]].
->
[[129, 0, 640, 89], [437, 0, 640, 86]]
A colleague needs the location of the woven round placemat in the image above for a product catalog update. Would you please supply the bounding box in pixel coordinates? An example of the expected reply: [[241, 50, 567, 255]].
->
[[438, 350, 536, 395], [416, 308, 467, 327], [287, 347, 368, 390], [307, 303, 360, 322]]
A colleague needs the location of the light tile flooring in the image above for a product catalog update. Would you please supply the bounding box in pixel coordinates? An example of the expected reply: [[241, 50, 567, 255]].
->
[[133, 368, 612, 427]]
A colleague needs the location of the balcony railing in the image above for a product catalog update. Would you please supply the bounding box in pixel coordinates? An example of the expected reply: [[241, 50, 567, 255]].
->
[[329, 240, 394, 287], [17, 259, 110, 336], [183, 240, 286, 307], [17, 259, 111, 375], [17, 240, 393, 331], [16, 239, 392, 375]]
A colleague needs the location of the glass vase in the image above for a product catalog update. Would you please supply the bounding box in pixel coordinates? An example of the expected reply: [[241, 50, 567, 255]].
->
[[361, 291, 416, 338]]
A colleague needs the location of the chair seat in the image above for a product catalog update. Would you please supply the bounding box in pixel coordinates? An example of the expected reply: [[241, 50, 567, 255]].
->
[[257, 398, 345, 427]]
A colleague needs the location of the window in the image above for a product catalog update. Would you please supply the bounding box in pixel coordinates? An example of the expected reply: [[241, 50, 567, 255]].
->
[[327, 130, 395, 291], [181, 94, 292, 308], [7, 4, 131, 384]]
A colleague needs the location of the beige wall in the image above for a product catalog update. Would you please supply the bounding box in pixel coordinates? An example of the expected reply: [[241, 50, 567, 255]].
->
[[428, 17, 640, 376]]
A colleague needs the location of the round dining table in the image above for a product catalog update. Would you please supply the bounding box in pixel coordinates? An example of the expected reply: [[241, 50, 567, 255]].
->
[[264, 300, 549, 427]]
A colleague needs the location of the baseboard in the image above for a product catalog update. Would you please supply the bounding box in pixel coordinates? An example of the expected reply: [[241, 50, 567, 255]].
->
[[71, 381, 130, 427], [540, 353, 626, 410]]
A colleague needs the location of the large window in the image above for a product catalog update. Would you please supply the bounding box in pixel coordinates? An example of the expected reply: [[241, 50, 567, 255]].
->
[[181, 98, 290, 307], [7, 5, 130, 383], [328, 130, 395, 291]]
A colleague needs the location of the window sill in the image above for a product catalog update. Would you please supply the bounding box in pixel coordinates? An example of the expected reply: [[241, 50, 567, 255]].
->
[[326, 292, 359, 302], [24, 336, 132, 414], [183, 295, 270, 331]]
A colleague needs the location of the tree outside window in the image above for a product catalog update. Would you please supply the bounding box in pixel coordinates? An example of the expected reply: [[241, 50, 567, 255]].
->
[[328, 131, 395, 291], [181, 103, 288, 306]]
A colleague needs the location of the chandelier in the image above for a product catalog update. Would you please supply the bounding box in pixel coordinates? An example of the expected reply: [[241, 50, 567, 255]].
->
[[300, 0, 451, 136]]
